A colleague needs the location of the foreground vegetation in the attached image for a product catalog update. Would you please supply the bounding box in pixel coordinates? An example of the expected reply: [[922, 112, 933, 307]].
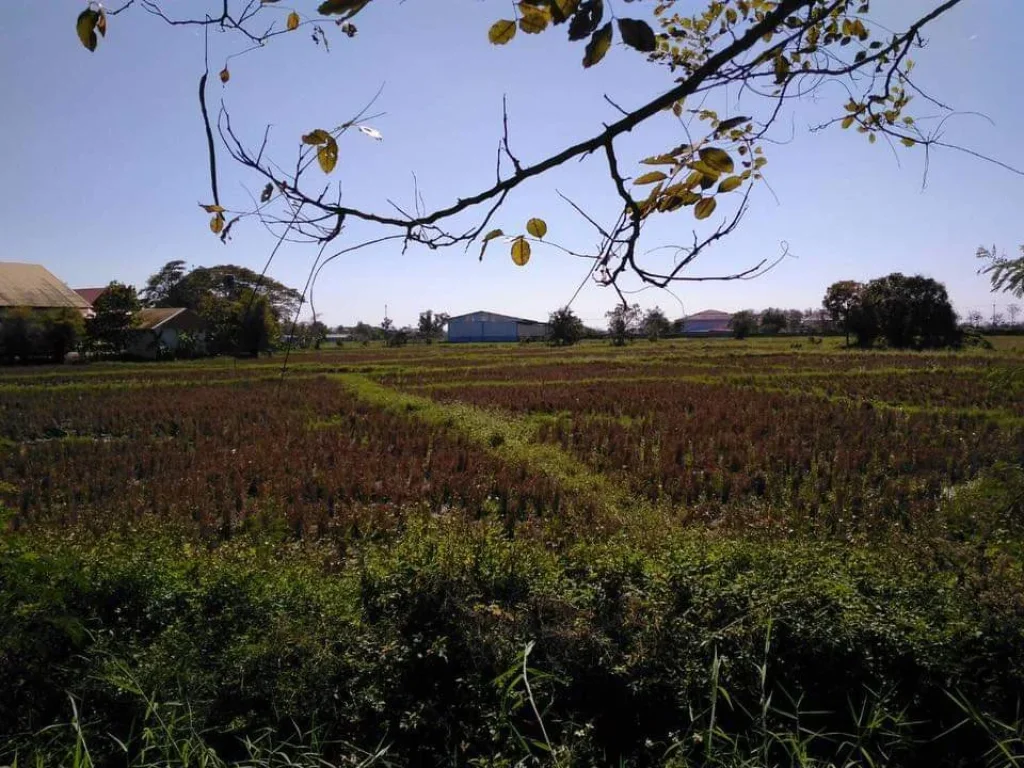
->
[[2, 338, 1023, 766]]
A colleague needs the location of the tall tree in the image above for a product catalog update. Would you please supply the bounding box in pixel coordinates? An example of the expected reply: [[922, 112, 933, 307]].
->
[[86, 282, 141, 355], [861, 273, 959, 349], [823, 281, 864, 346], [643, 306, 672, 341], [606, 303, 642, 346], [759, 307, 788, 334], [141, 261, 302, 321], [549, 306, 584, 347], [728, 310, 757, 340]]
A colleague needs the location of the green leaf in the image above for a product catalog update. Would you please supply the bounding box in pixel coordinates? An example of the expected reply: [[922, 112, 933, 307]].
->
[[526, 218, 548, 238], [583, 22, 612, 68], [694, 197, 717, 220], [717, 176, 743, 193], [900, 137, 916, 148], [302, 129, 332, 145], [76, 8, 100, 52], [698, 147, 734, 174], [511, 237, 532, 266], [317, 136, 339, 173], [480, 228, 504, 261], [841, 115, 855, 129], [617, 18, 656, 52], [287, 11, 300, 30], [488, 19, 517, 44], [568, 0, 603, 41], [634, 171, 667, 185], [317, 0, 370, 19]]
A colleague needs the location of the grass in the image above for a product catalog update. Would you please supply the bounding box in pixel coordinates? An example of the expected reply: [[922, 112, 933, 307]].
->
[[2, 336, 1023, 766]]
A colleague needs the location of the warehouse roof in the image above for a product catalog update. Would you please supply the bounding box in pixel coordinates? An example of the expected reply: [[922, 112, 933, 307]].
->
[[448, 310, 547, 325], [0, 262, 92, 310]]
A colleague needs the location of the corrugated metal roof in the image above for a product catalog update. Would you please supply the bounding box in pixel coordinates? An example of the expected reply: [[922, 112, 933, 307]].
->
[[74, 287, 108, 305], [448, 310, 546, 325], [684, 309, 733, 320], [0, 263, 92, 310], [135, 307, 188, 330]]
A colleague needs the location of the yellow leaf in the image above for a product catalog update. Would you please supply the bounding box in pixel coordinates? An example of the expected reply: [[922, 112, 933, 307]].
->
[[583, 22, 612, 68], [519, 5, 550, 34], [317, 136, 339, 173], [76, 8, 99, 51], [698, 147, 734, 174], [526, 218, 548, 239], [96, 9, 107, 37], [717, 176, 743, 193], [287, 11, 300, 30], [868, 132, 876, 144], [219, 67, 230, 84], [683, 170, 704, 190], [480, 228, 504, 261], [694, 197, 717, 220], [488, 19, 517, 44], [511, 237, 531, 266], [900, 137, 916, 148], [841, 115, 855, 129], [302, 129, 331, 145], [199, 203, 226, 213], [210, 214, 225, 234], [634, 171, 667, 185], [641, 154, 678, 165]]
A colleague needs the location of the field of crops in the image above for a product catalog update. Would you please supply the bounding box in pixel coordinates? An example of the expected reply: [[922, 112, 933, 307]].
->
[[3, 336, 1024, 766]]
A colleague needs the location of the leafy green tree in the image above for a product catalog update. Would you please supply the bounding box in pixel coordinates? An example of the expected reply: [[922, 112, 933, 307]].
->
[[142, 261, 302, 321], [823, 280, 865, 346], [417, 310, 449, 342], [728, 310, 757, 340], [0, 308, 35, 363], [862, 273, 959, 349], [606, 303, 641, 346], [643, 306, 672, 341], [759, 307, 787, 335], [236, 291, 279, 357], [41, 310, 86, 363], [548, 307, 584, 347], [977, 245, 1024, 299], [86, 282, 140, 354]]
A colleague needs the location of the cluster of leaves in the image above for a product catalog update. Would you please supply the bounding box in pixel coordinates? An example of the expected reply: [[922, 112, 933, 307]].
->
[[633, 121, 765, 222], [977, 244, 1024, 300], [480, 217, 549, 267], [488, 1, 658, 68]]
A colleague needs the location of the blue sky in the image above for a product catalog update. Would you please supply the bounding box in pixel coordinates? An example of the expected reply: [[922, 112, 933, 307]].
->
[[2, 0, 1022, 328]]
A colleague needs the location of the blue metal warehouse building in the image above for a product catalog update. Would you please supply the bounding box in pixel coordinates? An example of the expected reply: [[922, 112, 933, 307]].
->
[[446, 311, 551, 343]]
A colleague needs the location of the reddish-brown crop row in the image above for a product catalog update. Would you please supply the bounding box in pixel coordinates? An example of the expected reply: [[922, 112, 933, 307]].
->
[[1, 378, 579, 538], [425, 380, 1024, 536]]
